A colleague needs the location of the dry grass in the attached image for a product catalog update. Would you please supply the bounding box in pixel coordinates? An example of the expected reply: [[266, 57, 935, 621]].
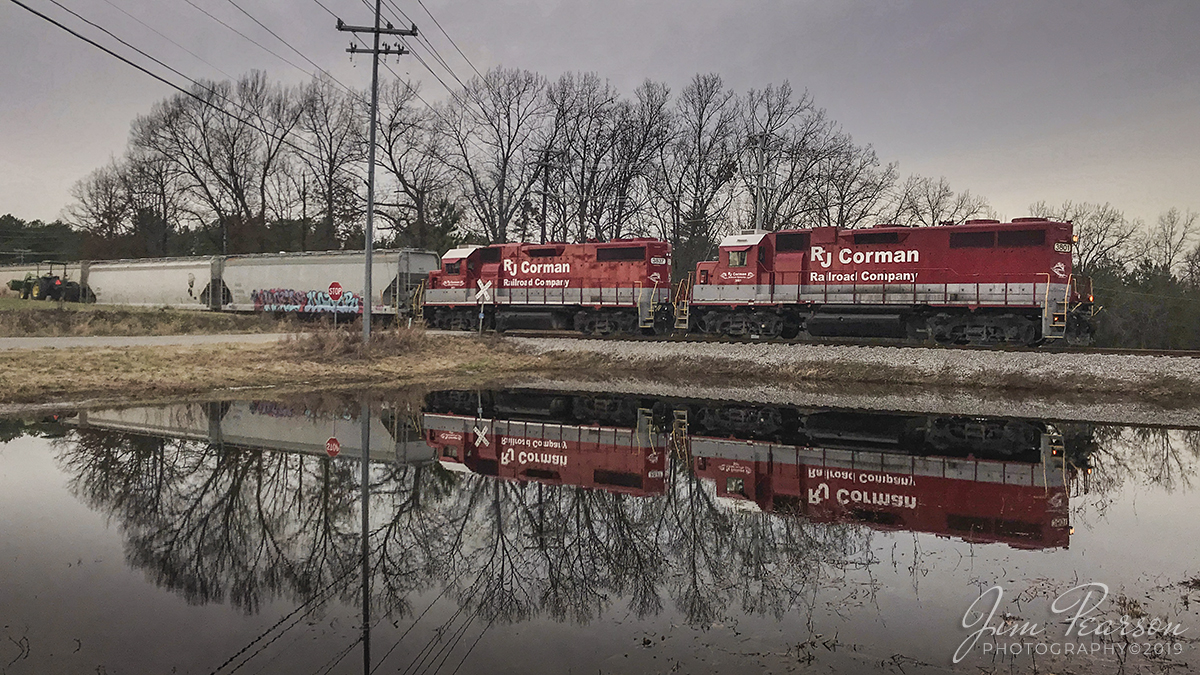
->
[[0, 304, 291, 337], [0, 332, 541, 409], [283, 321, 430, 359]]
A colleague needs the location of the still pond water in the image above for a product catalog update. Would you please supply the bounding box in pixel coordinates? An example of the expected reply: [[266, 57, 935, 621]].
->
[[2, 388, 1198, 674]]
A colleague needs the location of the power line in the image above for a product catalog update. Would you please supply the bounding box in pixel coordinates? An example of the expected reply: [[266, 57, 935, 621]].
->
[[44, 0, 225, 100], [323, 2, 466, 138], [361, 0, 464, 95], [414, 0, 484, 80], [177, 0, 315, 79], [96, 0, 237, 81], [220, 0, 353, 93], [379, 0, 465, 86], [6, 0, 340, 183]]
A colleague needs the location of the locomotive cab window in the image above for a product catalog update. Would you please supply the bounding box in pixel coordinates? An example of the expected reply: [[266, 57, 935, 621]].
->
[[728, 249, 749, 267], [596, 246, 646, 262], [853, 232, 900, 245], [997, 229, 1046, 247], [775, 232, 810, 252], [479, 247, 501, 263], [950, 231, 995, 248], [444, 261, 461, 275]]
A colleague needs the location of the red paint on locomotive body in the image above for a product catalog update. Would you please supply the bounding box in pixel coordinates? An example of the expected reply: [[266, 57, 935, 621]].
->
[[425, 239, 671, 304], [422, 412, 669, 497], [693, 437, 1070, 550], [696, 219, 1076, 301]]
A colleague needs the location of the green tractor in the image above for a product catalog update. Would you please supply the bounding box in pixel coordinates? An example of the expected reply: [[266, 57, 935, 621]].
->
[[7, 262, 85, 302]]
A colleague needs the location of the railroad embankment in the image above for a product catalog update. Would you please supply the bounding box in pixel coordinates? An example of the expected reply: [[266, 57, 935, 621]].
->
[[1, 330, 1198, 416], [510, 337, 1200, 408]]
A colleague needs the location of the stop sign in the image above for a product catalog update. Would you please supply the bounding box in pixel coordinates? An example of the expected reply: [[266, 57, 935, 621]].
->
[[325, 437, 340, 458], [328, 282, 343, 301]]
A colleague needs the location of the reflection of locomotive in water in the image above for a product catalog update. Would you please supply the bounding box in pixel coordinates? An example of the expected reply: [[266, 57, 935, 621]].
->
[[422, 389, 1080, 550]]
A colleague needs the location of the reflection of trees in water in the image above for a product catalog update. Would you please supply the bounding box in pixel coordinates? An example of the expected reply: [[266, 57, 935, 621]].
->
[[1069, 426, 1200, 520], [368, 462, 866, 628], [56, 430, 869, 627], [59, 430, 362, 613]]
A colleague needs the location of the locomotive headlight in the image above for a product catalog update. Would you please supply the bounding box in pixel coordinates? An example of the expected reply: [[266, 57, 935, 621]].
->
[[1073, 235, 1079, 243]]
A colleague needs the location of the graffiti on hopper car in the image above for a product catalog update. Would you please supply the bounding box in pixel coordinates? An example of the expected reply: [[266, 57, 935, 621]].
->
[[252, 288, 362, 313]]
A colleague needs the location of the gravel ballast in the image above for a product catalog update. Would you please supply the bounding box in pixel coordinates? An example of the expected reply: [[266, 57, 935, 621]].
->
[[508, 337, 1200, 422]]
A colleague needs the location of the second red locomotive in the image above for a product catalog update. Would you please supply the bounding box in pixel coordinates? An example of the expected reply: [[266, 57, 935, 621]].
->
[[423, 238, 673, 334]]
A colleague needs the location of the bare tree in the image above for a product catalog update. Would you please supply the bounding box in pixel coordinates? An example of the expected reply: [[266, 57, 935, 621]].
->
[[606, 80, 672, 239], [375, 78, 455, 249], [441, 67, 551, 243], [1145, 207, 1198, 276], [736, 82, 837, 231], [128, 73, 304, 254], [122, 152, 184, 257], [803, 133, 897, 230], [651, 73, 739, 273], [66, 160, 129, 240], [887, 175, 991, 227], [1029, 201, 1140, 274], [297, 75, 364, 251]]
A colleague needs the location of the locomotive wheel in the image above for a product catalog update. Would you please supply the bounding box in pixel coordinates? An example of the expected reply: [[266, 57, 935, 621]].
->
[[573, 311, 594, 335]]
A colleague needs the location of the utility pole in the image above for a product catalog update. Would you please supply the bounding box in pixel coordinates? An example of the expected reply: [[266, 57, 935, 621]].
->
[[748, 132, 767, 232], [539, 147, 551, 243], [337, 10, 416, 344]]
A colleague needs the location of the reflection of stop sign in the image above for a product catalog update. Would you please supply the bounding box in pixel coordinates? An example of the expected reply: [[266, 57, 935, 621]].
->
[[328, 282, 343, 301], [325, 437, 340, 457]]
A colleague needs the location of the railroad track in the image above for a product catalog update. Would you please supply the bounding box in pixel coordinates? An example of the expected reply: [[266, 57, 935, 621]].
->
[[472, 329, 1200, 359]]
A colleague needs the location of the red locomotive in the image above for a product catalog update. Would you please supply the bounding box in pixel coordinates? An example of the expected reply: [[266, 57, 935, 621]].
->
[[423, 412, 669, 497], [686, 218, 1094, 345], [419, 389, 1076, 549], [421, 218, 1096, 346], [691, 433, 1071, 550], [423, 239, 673, 334]]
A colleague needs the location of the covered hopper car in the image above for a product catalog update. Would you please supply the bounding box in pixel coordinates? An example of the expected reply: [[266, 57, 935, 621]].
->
[[2, 249, 440, 319]]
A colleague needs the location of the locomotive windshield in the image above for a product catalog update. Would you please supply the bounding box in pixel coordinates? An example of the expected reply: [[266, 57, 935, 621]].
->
[[997, 229, 1046, 247], [596, 246, 645, 262]]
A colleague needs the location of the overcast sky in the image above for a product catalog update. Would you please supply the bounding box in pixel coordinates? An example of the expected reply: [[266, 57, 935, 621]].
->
[[1, 0, 1197, 226]]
